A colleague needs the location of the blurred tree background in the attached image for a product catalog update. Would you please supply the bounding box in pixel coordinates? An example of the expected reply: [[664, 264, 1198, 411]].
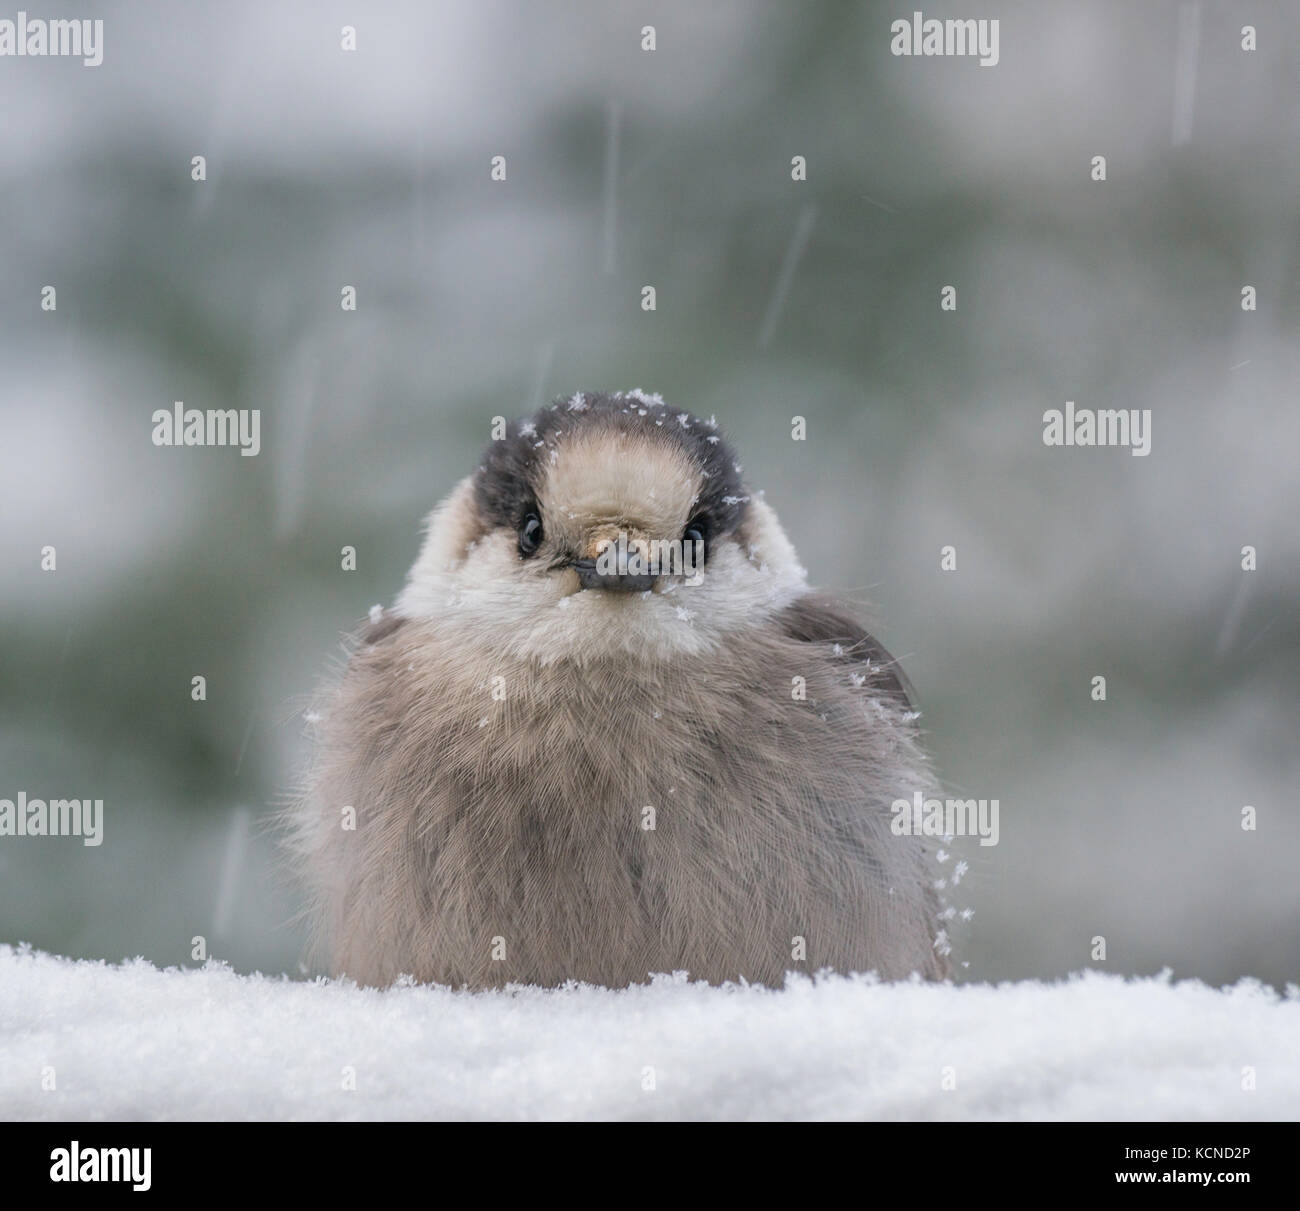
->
[[2, 0, 1297, 985]]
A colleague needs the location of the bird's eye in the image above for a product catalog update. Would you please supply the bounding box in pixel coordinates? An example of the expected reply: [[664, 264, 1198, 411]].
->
[[518, 513, 543, 557], [684, 524, 707, 560]]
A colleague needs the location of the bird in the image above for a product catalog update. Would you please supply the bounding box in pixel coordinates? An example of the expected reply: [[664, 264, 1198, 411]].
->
[[288, 390, 948, 989]]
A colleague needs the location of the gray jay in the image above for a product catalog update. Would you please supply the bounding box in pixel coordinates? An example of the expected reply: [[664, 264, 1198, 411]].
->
[[289, 391, 948, 988]]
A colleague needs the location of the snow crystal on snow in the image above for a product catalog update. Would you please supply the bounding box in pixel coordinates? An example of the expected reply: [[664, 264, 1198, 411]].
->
[[1, 946, 1296, 1121]]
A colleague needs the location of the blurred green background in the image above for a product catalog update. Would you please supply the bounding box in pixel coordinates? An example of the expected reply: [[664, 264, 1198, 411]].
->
[[2, 0, 1297, 986]]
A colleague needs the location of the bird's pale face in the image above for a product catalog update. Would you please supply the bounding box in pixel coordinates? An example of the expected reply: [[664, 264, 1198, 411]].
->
[[396, 395, 808, 662]]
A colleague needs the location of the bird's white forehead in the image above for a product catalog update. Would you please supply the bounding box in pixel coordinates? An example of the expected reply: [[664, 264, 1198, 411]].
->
[[541, 430, 702, 538]]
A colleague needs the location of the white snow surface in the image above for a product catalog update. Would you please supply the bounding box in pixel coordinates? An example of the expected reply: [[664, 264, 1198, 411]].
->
[[2, 946, 1296, 1121]]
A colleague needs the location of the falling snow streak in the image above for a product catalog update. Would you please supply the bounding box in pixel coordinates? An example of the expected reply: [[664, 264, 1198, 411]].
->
[[527, 342, 555, 414], [187, 35, 251, 224], [234, 709, 257, 777], [757, 203, 817, 349], [212, 807, 251, 940], [1172, 1, 1201, 146], [602, 100, 622, 275], [1215, 574, 1252, 657], [411, 122, 429, 256], [858, 193, 898, 216], [1240, 612, 1283, 655]]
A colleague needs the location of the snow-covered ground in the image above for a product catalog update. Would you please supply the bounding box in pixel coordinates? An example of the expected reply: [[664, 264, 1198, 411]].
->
[[1, 945, 1295, 1121]]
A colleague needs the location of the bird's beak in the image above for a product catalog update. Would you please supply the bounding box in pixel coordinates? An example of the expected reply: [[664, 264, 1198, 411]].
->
[[572, 558, 656, 593], [572, 530, 657, 592]]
